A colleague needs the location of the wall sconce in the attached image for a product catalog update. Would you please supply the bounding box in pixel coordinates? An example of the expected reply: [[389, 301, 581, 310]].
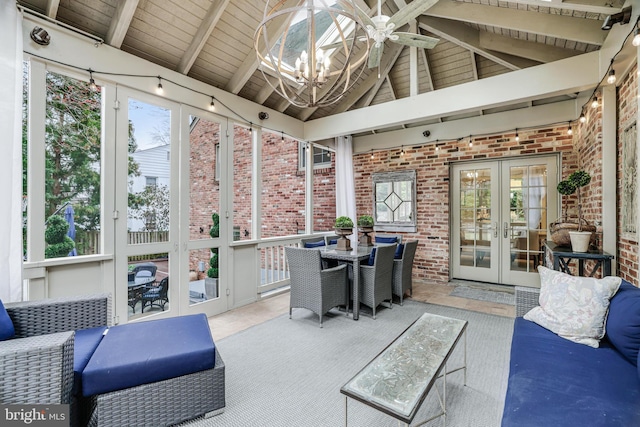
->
[[30, 27, 50, 45]]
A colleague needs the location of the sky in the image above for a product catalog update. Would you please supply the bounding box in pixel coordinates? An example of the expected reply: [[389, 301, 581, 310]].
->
[[128, 99, 171, 151]]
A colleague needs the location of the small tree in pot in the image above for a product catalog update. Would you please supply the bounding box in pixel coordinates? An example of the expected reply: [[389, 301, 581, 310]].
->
[[550, 170, 595, 252], [357, 215, 374, 246], [205, 213, 220, 298]]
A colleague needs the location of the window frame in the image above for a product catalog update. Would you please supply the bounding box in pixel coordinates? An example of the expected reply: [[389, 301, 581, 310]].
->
[[299, 141, 332, 170], [372, 170, 417, 233]]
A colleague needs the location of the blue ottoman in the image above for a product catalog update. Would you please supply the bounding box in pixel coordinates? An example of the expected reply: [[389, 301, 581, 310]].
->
[[82, 314, 225, 427]]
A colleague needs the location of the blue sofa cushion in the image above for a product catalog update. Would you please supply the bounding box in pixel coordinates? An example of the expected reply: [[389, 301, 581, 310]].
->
[[73, 326, 108, 395], [327, 238, 338, 245], [502, 317, 640, 427], [606, 279, 640, 365], [0, 300, 14, 341], [375, 236, 397, 244], [394, 243, 404, 259], [368, 247, 377, 266], [82, 314, 215, 397], [304, 240, 325, 248]]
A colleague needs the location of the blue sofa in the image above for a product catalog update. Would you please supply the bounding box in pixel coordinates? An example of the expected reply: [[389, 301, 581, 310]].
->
[[502, 281, 640, 426]]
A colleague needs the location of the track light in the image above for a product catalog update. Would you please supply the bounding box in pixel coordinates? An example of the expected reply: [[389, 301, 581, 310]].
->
[[607, 69, 616, 84], [601, 6, 632, 30], [156, 76, 164, 95], [209, 96, 215, 111], [88, 70, 97, 91], [579, 112, 586, 123], [633, 27, 640, 47]]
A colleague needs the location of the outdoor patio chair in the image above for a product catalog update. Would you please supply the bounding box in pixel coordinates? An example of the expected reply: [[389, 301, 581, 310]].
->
[[132, 262, 157, 279], [392, 240, 418, 305], [360, 244, 396, 319], [300, 236, 326, 248], [141, 276, 169, 312], [285, 246, 349, 327], [324, 234, 339, 245]]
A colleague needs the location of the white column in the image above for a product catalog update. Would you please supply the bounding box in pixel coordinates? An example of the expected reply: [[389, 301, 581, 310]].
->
[[601, 85, 616, 273]]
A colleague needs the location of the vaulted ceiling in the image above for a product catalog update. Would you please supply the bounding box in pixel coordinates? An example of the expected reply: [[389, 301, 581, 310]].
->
[[17, 0, 629, 134]]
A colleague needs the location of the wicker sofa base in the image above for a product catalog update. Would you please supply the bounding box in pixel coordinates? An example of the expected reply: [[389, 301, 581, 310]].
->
[[84, 348, 225, 427]]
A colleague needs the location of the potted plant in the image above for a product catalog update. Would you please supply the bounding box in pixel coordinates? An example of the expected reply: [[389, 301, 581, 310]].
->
[[334, 216, 354, 251], [357, 215, 374, 246], [549, 170, 596, 252], [205, 213, 220, 299], [44, 215, 75, 258]]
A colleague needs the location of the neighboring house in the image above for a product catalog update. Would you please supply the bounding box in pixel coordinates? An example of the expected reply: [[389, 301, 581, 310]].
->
[[128, 145, 171, 231]]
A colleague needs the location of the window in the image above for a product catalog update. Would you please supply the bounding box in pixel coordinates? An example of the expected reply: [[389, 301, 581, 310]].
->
[[373, 170, 417, 232], [146, 176, 157, 188], [215, 143, 220, 181], [299, 142, 332, 169]]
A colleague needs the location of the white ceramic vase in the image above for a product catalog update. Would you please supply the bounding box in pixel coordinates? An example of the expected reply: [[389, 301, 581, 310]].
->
[[569, 231, 592, 253]]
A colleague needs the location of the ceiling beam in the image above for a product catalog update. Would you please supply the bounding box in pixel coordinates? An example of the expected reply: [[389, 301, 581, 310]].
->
[[506, 0, 623, 16], [304, 51, 601, 140], [479, 32, 583, 63], [45, 0, 59, 18], [105, 0, 139, 48], [418, 17, 537, 71], [419, 44, 434, 92], [177, 0, 230, 75], [423, 1, 607, 46]]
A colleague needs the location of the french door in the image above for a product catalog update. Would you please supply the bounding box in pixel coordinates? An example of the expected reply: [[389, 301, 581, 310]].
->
[[451, 156, 558, 287], [113, 87, 228, 323]]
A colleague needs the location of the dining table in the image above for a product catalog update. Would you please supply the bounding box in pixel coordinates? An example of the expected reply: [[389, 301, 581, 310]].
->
[[319, 243, 380, 321]]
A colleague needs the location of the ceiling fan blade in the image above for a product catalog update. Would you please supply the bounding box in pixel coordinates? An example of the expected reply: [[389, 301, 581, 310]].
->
[[393, 32, 439, 49], [368, 44, 383, 69], [339, 1, 375, 28], [388, 0, 440, 29]]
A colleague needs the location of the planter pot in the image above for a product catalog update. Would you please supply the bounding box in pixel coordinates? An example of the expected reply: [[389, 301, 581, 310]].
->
[[549, 219, 596, 247], [359, 226, 374, 246], [334, 227, 353, 251], [204, 277, 218, 299], [569, 231, 592, 253]]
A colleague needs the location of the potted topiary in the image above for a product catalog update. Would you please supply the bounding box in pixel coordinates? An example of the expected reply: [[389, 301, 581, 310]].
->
[[334, 216, 354, 251], [357, 215, 374, 246], [44, 215, 75, 258], [205, 213, 220, 299], [549, 170, 596, 252]]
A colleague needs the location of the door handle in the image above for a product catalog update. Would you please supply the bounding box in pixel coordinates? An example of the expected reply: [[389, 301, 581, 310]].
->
[[504, 222, 509, 238], [494, 222, 498, 238]]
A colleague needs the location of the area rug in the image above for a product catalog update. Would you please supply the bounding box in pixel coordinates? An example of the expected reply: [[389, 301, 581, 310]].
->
[[179, 301, 514, 427], [450, 285, 515, 306]]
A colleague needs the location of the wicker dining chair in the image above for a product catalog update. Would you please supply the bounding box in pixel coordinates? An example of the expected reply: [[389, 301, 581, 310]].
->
[[392, 240, 418, 305], [375, 234, 403, 244], [285, 246, 349, 327], [359, 244, 396, 319]]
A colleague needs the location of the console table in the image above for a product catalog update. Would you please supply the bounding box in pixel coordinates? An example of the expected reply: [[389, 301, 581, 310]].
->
[[543, 241, 614, 277], [341, 313, 467, 426]]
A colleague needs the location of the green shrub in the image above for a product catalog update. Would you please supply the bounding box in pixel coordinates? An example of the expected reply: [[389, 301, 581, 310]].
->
[[208, 212, 220, 279], [335, 216, 354, 228], [44, 215, 75, 258], [357, 215, 374, 227]]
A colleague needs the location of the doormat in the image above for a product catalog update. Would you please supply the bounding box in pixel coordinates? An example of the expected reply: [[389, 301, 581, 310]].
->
[[450, 285, 515, 305]]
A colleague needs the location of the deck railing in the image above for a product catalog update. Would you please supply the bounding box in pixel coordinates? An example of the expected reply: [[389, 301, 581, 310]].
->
[[256, 236, 301, 297]]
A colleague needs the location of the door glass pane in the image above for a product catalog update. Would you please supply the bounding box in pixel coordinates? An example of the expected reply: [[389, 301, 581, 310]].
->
[[510, 164, 547, 272], [189, 247, 220, 306], [312, 147, 336, 232], [128, 253, 169, 319], [188, 116, 220, 241], [127, 99, 170, 243], [233, 125, 252, 240], [459, 168, 492, 268]]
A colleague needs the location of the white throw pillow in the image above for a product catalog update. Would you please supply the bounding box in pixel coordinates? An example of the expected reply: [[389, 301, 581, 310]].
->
[[524, 266, 622, 348]]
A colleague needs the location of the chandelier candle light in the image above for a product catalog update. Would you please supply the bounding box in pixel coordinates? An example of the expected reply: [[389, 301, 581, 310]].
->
[[254, 0, 369, 108]]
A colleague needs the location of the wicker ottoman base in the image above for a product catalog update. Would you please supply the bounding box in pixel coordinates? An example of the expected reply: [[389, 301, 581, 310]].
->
[[84, 349, 225, 427]]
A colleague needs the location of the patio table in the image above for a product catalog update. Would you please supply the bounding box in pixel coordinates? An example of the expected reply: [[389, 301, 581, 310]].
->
[[319, 243, 384, 320]]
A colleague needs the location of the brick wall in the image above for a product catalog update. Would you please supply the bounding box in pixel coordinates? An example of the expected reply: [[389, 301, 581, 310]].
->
[[616, 63, 639, 283], [353, 127, 577, 284]]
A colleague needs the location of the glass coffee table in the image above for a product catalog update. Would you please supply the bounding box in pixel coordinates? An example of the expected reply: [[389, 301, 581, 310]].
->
[[341, 313, 468, 426]]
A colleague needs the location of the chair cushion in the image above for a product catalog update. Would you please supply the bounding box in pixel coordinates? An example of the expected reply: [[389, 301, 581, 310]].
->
[[328, 239, 338, 245], [0, 300, 15, 341], [82, 313, 216, 396], [524, 266, 621, 348], [73, 326, 108, 395], [606, 280, 640, 365], [368, 247, 377, 266], [304, 240, 325, 248], [375, 236, 397, 244], [394, 243, 404, 259]]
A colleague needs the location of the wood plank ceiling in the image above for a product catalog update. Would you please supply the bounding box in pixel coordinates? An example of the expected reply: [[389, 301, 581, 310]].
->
[[18, 0, 626, 134]]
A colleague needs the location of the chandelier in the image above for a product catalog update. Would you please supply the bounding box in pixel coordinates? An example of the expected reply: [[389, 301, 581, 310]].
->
[[254, 0, 370, 108]]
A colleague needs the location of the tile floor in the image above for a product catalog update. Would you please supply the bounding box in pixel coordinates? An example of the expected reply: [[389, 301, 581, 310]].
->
[[208, 279, 516, 341]]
